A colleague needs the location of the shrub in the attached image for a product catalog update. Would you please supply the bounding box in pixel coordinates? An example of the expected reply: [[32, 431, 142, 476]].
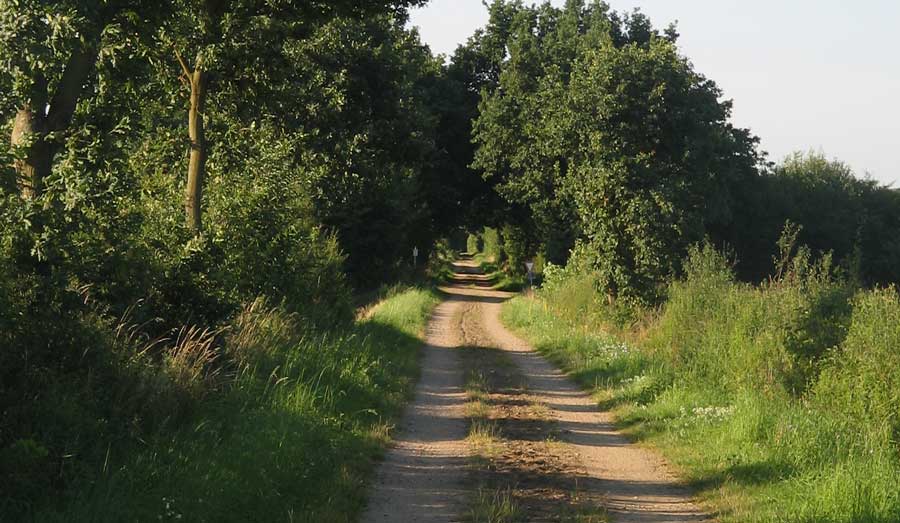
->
[[814, 289, 900, 441], [500, 223, 530, 276], [466, 233, 480, 254], [481, 227, 503, 262]]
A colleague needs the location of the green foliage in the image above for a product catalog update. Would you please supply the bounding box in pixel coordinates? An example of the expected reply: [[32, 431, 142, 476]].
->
[[814, 289, 900, 442], [467, 233, 481, 254], [731, 151, 900, 286], [283, 14, 448, 286], [5, 288, 438, 522], [4, 0, 900, 519], [567, 37, 758, 303], [0, 2, 454, 519], [0, 439, 51, 515], [500, 223, 529, 276], [471, 1, 760, 302], [204, 124, 352, 323], [481, 226, 504, 262], [426, 238, 457, 283]]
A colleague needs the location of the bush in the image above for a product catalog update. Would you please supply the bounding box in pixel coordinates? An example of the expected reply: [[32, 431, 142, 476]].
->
[[501, 223, 529, 276], [481, 227, 503, 262], [814, 289, 900, 441], [466, 233, 480, 254]]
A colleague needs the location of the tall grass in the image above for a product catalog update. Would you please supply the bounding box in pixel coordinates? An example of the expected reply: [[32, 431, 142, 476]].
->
[[470, 487, 521, 523], [12, 288, 439, 522], [502, 245, 900, 522]]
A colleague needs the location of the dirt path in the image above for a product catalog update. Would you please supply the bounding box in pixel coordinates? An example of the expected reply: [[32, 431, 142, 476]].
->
[[360, 295, 470, 523], [361, 259, 711, 523]]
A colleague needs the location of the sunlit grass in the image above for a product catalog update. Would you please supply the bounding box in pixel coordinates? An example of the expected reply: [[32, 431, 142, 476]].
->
[[465, 367, 502, 460], [561, 499, 609, 523], [469, 487, 521, 523], [502, 270, 900, 523]]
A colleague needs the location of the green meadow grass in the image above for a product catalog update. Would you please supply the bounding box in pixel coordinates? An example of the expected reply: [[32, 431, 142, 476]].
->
[[30, 288, 439, 523], [501, 251, 900, 523]]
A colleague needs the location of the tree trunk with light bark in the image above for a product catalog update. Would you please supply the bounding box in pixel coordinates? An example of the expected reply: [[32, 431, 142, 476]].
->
[[175, 45, 210, 236], [185, 65, 208, 234], [10, 104, 51, 199], [8, 46, 96, 200]]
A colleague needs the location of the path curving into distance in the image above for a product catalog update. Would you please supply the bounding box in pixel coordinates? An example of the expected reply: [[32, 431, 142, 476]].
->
[[361, 258, 712, 523]]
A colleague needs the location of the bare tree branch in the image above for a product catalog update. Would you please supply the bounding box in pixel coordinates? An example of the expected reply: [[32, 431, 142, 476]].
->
[[174, 46, 192, 80]]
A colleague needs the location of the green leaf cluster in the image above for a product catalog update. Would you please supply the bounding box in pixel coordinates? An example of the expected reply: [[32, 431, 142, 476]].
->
[[471, 1, 760, 302]]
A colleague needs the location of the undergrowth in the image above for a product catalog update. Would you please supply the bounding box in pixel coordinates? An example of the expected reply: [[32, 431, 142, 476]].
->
[[468, 227, 535, 292], [6, 288, 439, 522]]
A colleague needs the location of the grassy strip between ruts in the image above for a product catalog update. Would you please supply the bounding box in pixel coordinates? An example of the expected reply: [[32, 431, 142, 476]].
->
[[501, 261, 900, 523], [30, 287, 440, 523], [460, 341, 607, 523], [462, 349, 521, 523]]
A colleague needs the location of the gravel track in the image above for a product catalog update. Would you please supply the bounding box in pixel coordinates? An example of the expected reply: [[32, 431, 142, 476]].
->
[[360, 259, 711, 523]]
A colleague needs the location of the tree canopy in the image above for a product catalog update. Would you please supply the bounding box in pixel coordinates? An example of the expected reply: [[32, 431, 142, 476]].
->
[[470, 0, 760, 301]]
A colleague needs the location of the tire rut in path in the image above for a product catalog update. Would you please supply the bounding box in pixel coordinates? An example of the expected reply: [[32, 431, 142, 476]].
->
[[361, 259, 712, 523], [458, 300, 603, 522], [476, 281, 712, 523], [360, 296, 470, 523]]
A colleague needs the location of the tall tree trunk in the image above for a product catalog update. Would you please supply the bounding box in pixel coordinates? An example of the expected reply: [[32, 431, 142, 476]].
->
[[8, 45, 97, 200], [185, 65, 208, 234], [10, 104, 51, 200]]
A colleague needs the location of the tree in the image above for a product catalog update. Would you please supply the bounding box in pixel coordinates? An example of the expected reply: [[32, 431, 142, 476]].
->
[[1, 2, 136, 199], [567, 36, 760, 301], [163, 0, 427, 234], [470, 1, 761, 301], [730, 152, 900, 285], [471, 1, 580, 262], [429, 0, 519, 233], [285, 13, 444, 284]]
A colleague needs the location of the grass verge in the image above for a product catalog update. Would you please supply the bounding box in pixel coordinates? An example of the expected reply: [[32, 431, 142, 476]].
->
[[501, 257, 900, 523], [26, 287, 440, 522]]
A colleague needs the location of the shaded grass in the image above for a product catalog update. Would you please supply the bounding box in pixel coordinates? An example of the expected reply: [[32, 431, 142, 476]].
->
[[24, 288, 440, 522]]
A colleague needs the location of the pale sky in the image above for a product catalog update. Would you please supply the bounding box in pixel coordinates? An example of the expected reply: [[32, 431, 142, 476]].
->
[[409, 0, 900, 186]]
